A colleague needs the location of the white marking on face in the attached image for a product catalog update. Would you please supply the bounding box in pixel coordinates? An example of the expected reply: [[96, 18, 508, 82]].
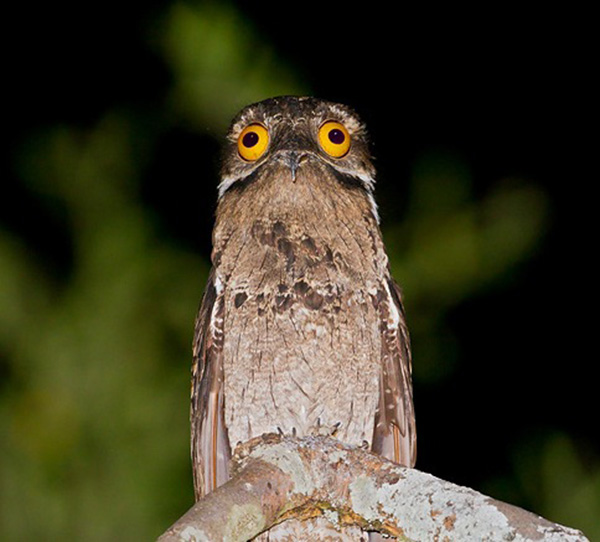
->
[[217, 175, 238, 198]]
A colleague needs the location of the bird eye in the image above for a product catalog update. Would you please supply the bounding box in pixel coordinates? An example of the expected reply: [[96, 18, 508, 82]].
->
[[318, 121, 351, 158], [237, 124, 269, 161]]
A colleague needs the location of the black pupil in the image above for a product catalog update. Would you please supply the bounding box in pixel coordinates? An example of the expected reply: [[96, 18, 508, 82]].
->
[[328, 128, 345, 145], [242, 131, 259, 148]]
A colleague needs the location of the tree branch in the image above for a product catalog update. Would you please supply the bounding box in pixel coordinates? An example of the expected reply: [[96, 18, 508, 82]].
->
[[158, 434, 589, 542]]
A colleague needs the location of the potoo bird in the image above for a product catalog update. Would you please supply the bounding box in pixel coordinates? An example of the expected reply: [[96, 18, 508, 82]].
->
[[191, 96, 416, 540]]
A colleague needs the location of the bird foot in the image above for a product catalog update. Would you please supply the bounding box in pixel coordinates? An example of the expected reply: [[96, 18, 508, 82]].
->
[[311, 419, 342, 437]]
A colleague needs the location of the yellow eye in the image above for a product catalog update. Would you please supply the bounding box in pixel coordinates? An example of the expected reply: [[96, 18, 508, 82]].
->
[[318, 121, 351, 158], [237, 124, 269, 161]]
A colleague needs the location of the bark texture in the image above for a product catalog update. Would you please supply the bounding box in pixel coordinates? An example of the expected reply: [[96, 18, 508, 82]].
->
[[158, 434, 589, 542]]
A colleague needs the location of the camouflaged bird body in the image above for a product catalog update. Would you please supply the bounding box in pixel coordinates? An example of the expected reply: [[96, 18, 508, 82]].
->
[[191, 97, 415, 541]]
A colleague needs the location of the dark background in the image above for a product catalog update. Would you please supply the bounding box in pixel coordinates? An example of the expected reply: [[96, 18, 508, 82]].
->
[[2, 2, 596, 540]]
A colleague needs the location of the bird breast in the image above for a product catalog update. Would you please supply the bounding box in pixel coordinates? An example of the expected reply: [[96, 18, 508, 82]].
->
[[213, 160, 389, 448]]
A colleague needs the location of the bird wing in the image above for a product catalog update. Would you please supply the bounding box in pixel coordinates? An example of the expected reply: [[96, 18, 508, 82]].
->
[[371, 277, 417, 468], [191, 267, 231, 500]]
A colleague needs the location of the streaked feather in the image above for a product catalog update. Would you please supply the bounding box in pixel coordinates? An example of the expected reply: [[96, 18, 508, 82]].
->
[[371, 278, 416, 468], [191, 268, 231, 499]]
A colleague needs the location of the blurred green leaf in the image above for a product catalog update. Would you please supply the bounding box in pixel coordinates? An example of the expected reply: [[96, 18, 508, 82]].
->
[[1, 118, 208, 540], [162, 2, 308, 133], [541, 434, 600, 541], [485, 432, 600, 541], [385, 150, 549, 381]]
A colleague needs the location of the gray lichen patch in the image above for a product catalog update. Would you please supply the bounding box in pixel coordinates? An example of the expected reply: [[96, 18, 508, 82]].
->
[[377, 470, 513, 540], [224, 503, 266, 541], [349, 475, 380, 523], [178, 525, 211, 542], [374, 468, 589, 542], [326, 449, 348, 465], [322, 507, 342, 527], [253, 443, 315, 494]]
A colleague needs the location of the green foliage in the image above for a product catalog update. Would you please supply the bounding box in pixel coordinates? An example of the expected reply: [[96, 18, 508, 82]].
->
[[385, 150, 549, 381], [485, 432, 600, 542], [1, 116, 208, 539], [162, 2, 308, 132]]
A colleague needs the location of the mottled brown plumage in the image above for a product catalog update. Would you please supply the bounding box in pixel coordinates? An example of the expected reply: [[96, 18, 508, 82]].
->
[[191, 96, 416, 540]]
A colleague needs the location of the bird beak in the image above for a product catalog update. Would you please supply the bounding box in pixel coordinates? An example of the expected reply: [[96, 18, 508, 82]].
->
[[284, 151, 307, 182]]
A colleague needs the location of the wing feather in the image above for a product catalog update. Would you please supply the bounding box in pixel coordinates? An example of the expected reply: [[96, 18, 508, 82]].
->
[[371, 277, 417, 468], [191, 268, 231, 500]]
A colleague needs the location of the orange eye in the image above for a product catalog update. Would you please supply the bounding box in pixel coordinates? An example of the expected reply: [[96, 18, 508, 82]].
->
[[237, 124, 269, 161], [318, 121, 351, 158]]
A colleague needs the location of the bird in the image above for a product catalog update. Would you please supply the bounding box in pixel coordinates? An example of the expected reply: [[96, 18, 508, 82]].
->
[[191, 96, 416, 540]]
